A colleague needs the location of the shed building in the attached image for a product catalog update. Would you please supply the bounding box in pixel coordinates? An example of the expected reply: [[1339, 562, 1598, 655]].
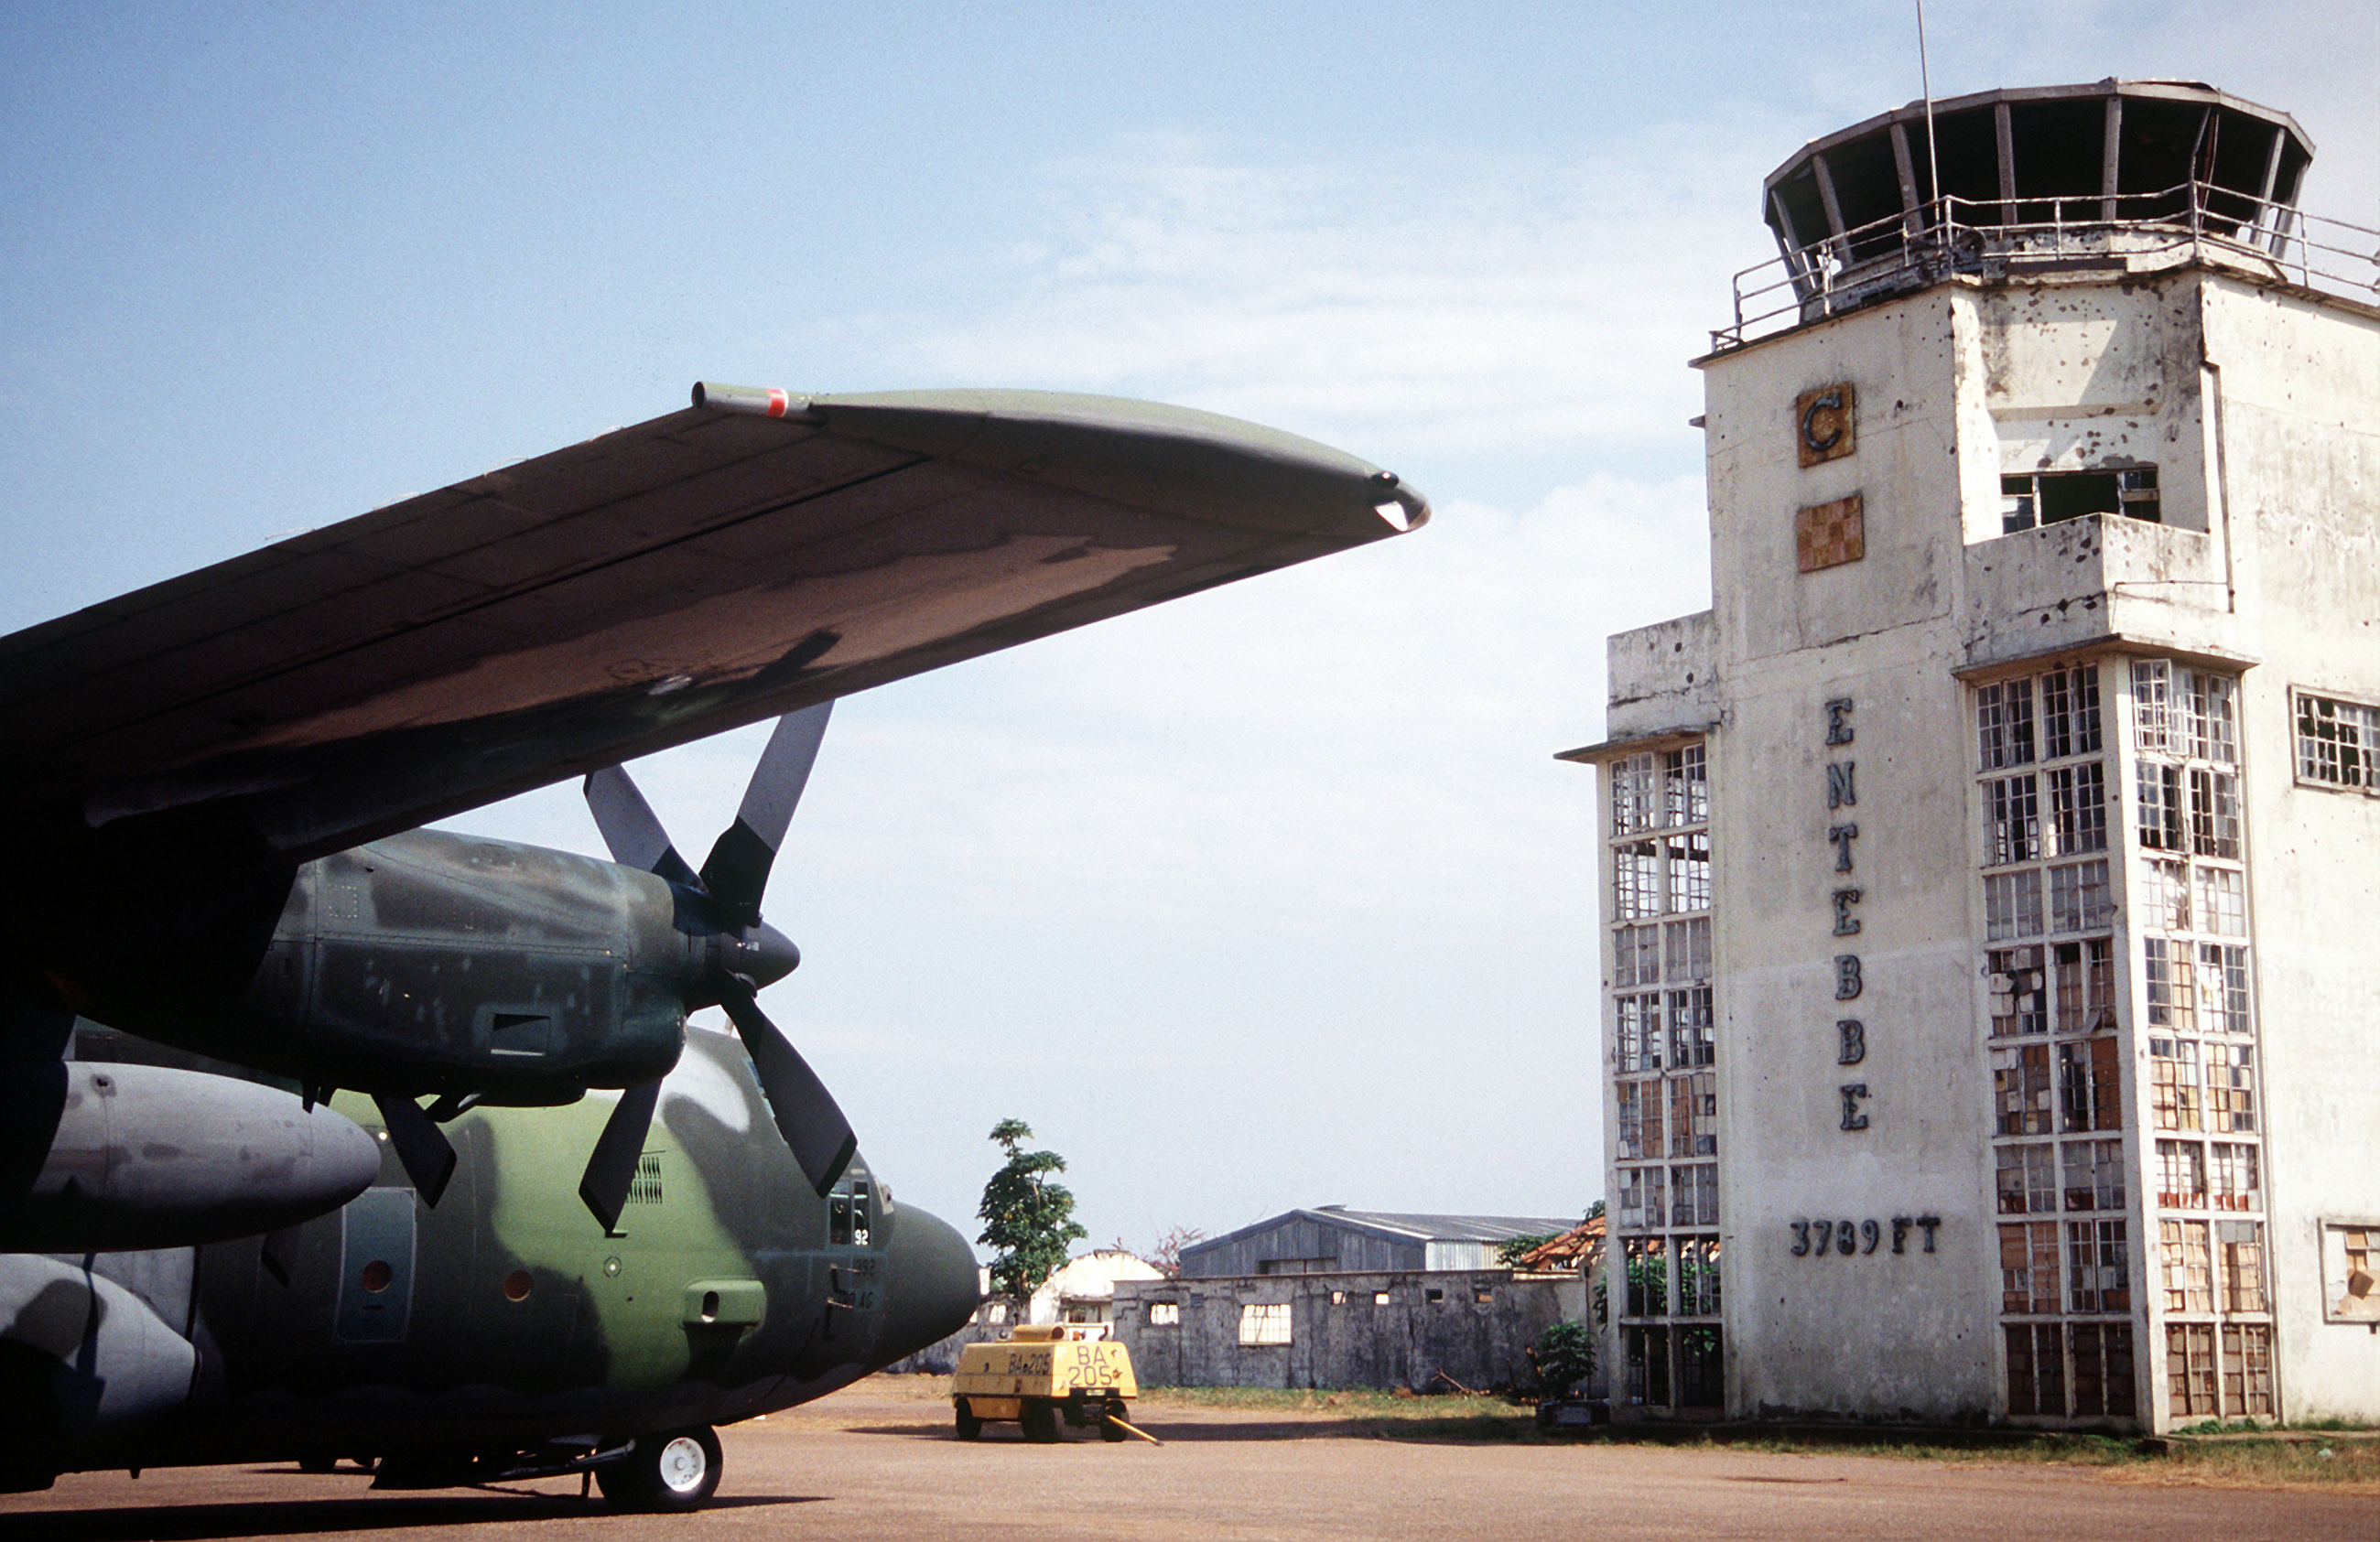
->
[[1179, 1207, 1580, 1278]]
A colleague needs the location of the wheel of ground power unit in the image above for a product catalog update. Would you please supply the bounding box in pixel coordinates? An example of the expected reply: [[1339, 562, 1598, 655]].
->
[[595, 1426, 723, 1512], [1021, 1398, 1061, 1443], [1100, 1398, 1129, 1441], [954, 1399, 982, 1440]]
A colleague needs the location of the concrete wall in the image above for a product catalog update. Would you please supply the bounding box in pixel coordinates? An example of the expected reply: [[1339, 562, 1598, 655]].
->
[[2197, 277, 2380, 1422], [1112, 1272, 1578, 1393], [1694, 285, 2000, 1422]]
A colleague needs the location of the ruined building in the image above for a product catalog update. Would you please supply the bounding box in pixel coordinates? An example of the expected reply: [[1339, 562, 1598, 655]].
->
[[1561, 80, 2376, 1429]]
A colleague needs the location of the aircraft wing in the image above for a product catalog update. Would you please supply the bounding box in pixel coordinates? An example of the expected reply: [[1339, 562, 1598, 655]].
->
[[2, 385, 1428, 862]]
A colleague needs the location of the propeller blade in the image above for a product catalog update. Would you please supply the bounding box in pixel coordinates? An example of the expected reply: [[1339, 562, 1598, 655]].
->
[[716, 976, 857, 1198], [578, 1082, 663, 1234], [371, 1093, 458, 1206], [583, 766, 702, 890], [699, 702, 833, 929]]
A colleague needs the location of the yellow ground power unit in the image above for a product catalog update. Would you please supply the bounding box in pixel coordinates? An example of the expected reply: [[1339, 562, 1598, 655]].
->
[[951, 1326, 1140, 1442]]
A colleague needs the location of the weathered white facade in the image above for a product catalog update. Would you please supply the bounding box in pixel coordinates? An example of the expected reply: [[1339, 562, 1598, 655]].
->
[[1564, 81, 2378, 1429]]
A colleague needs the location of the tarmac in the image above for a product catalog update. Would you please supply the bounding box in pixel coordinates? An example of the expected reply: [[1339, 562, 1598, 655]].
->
[[4, 1376, 2372, 1542]]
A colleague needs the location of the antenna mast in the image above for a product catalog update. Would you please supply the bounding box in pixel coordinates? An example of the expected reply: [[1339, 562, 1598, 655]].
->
[[1915, 0, 1942, 224]]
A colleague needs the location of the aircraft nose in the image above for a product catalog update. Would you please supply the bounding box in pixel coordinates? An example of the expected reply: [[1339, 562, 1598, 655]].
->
[[876, 1203, 982, 1364]]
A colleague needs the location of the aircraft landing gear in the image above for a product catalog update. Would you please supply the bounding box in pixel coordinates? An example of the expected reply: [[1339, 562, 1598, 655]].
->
[[595, 1426, 721, 1513]]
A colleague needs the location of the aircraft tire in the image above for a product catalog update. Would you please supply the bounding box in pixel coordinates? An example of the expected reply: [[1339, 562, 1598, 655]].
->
[[954, 1400, 982, 1440], [1021, 1398, 1061, 1443], [596, 1426, 722, 1512]]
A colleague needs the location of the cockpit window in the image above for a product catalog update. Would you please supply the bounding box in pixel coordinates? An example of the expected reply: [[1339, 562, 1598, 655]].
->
[[828, 1176, 874, 1246]]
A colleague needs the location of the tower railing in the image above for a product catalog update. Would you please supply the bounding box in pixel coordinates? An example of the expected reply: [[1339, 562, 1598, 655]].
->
[[1715, 181, 2380, 351]]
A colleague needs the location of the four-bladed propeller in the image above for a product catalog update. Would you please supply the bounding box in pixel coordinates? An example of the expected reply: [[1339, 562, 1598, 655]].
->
[[576, 702, 858, 1232]]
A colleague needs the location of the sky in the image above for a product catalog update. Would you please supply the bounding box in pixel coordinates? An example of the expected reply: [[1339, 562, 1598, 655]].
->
[[5, 3, 2374, 1260]]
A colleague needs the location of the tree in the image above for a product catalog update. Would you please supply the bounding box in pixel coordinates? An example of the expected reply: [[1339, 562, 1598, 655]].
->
[[975, 1118, 1087, 1302], [1529, 1321, 1596, 1397], [1148, 1224, 1206, 1278]]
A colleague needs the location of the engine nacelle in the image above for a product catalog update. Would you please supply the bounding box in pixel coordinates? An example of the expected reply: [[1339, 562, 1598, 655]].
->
[[234, 830, 696, 1100], [0, 1061, 379, 1253]]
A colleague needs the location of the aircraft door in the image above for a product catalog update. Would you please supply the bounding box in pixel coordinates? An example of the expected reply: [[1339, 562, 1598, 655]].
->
[[334, 1187, 416, 1343]]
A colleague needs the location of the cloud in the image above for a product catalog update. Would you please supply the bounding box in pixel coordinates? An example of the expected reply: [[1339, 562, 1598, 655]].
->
[[806, 122, 1791, 483]]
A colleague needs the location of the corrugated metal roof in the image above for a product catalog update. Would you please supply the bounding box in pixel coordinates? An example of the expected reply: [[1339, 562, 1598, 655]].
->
[[1185, 1206, 1582, 1258]]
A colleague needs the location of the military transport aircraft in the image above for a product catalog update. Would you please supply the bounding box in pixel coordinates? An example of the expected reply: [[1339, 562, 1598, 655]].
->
[[0, 383, 1428, 1504]]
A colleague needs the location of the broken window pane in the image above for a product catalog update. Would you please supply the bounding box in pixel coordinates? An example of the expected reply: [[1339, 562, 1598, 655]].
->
[[1613, 841, 1661, 919], [1668, 993, 1715, 1069], [2144, 941, 2194, 1030], [2141, 858, 2191, 932], [1678, 1236, 1722, 1316], [2156, 1138, 2208, 1209], [1625, 1236, 1670, 1318], [2041, 665, 2103, 759], [2133, 661, 2175, 755], [1977, 679, 2037, 768], [2001, 468, 2159, 533], [2162, 1219, 2213, 1313], [2197, 944, 2252, 1033], [2066, 1219, 2129, 1312], [2210, 1143, 2260, 1212], [1985, 774, 2042, 864], [1610, 752, 1658, 834], [1989, 947, 2048, 1036], [1994, 1043, 2055, 1136], [2050, 938, 2115, 1032], [1669, 1160, 1718, 1225], [2186, 673, 2237, 765], [2049, 859, 2112, 932], [2137, 761, 2186, 851], [1997, 1143, 2056, 1213], [2045, 763, 2106, 855], [2188, 768, 2241, 857], [1662, 743, 1709, 825], [1613, 924, 1661, 987], [2205, 1043, 2256, 1133], [1985, 870, 2043, 940], [2059, 1040, 2123, 1132], [1666, 832, 1711, 911], [2193, 869, 2246, 937], [1617, 994, 1663, 1073], [2149, 1036, 2202, 1130], [2295, 691, 2376, 789], [2061, 1138, 2125, 1211], [1617, 1081, 1663, 1158], [2167, 1322, 2218, 1418], [2218, 1222, 2267, 1313], [2000, 1221, 2061, 1313], [1663, 916, 1712, 981]]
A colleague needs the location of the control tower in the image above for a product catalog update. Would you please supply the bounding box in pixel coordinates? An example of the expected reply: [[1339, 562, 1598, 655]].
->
[[1563, 81, 2376, 1429]]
